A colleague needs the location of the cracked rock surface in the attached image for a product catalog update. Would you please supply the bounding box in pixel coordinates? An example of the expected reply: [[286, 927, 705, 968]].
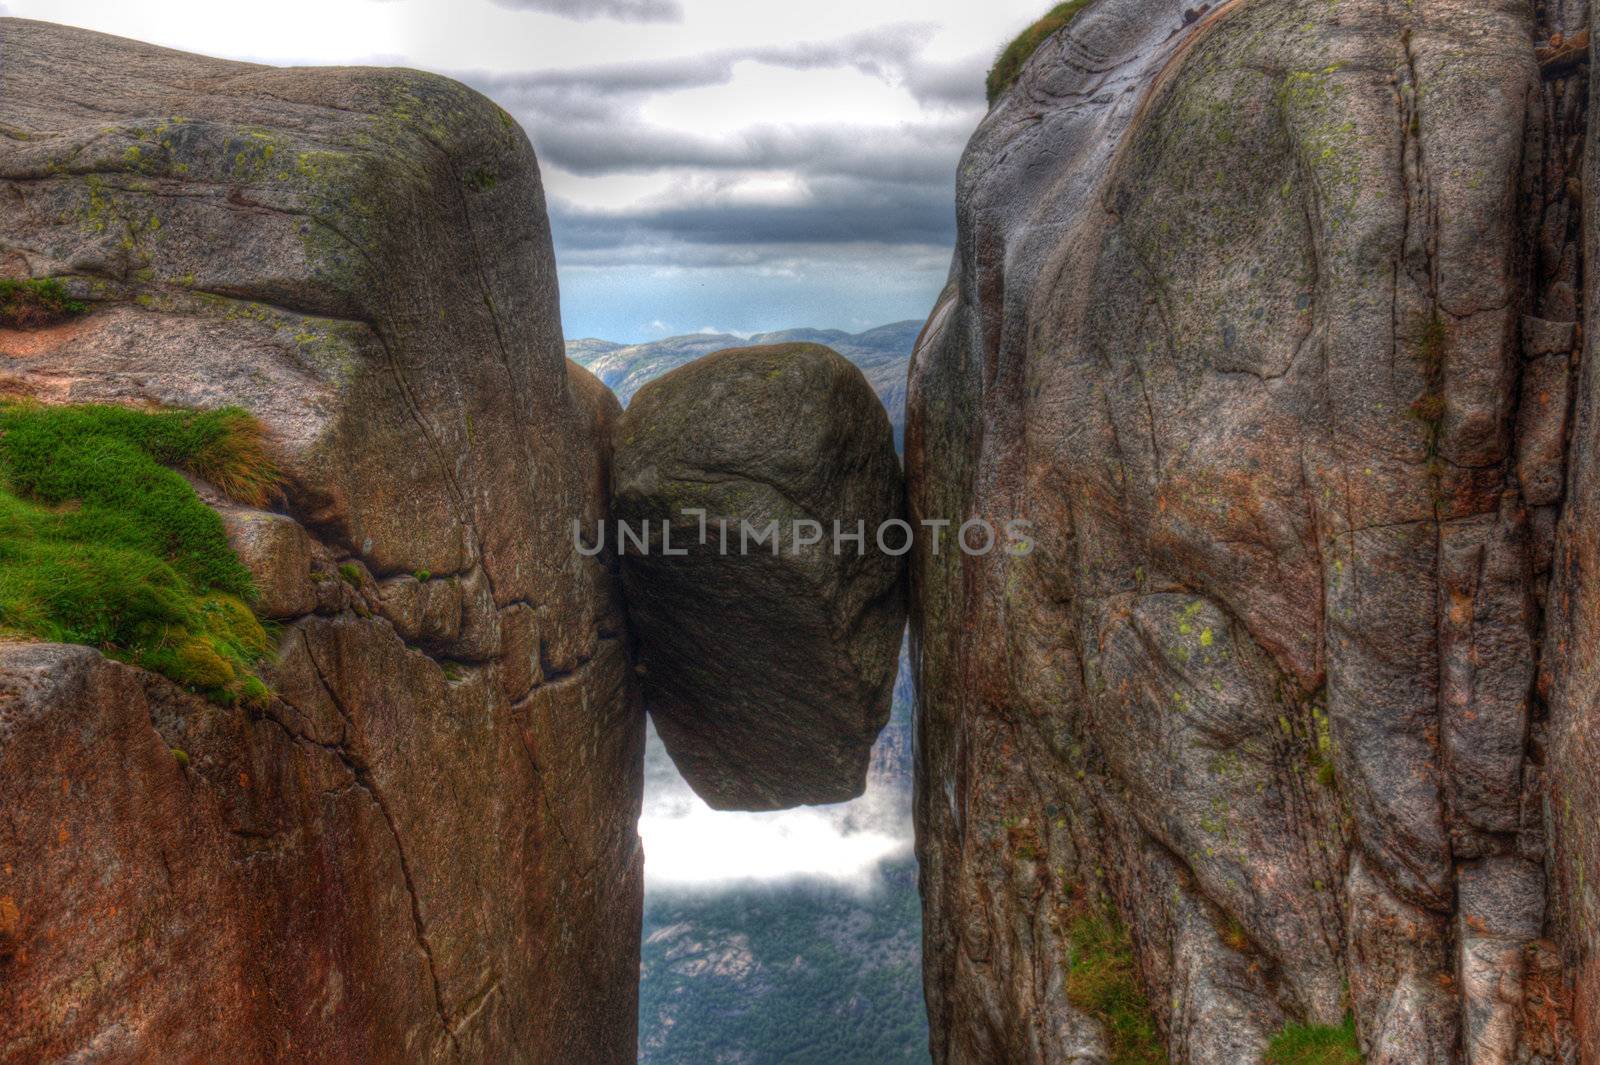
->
[[612, 343, 906, 810], [0, 19, 641, 1065], [907, 0, 1590, 1061]]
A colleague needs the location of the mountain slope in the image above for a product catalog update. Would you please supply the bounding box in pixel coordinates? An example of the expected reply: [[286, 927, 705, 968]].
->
[[568, 321, 918, 452]]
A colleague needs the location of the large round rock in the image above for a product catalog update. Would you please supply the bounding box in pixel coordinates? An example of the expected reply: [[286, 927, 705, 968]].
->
[[613, 343, 906, 810]]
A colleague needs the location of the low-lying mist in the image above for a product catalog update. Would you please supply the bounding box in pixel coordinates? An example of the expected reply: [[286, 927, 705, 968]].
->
[[637, 661, 915, 893]]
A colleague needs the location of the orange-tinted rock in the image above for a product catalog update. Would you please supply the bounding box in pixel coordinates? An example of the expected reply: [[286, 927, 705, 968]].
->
[[220, 506, 318, 619], [0, 18, 641, 1064]]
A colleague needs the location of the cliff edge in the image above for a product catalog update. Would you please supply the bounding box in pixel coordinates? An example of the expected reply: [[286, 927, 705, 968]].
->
[[0, 18, 642, 1064]]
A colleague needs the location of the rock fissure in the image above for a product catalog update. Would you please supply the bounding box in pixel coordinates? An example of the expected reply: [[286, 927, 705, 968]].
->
[[299, 634, 463, 1055], [445, 160, 518, 378], [369, 320, 476, 524]]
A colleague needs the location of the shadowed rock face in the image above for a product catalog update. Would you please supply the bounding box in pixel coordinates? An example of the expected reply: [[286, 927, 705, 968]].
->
[[1547, 14, 1600, 1061], [908, 0, 1588, 1061], [613, 343, 906, 810], [0, 19, 641, 1065]]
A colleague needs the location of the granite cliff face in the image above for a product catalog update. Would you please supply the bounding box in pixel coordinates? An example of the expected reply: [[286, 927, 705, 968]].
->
[[907, 0, 1593, 1062], [0, 19, 640, 1064], [16, 2, 1600, 1062]]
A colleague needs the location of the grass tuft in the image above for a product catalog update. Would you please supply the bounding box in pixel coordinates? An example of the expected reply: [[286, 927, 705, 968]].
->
[[1266, 1017, 1364, 1065], [186, 408, 279, 507], [1064, 903, 1164, 1065], [986, 0, 1095, 105], [0, 401, 281, 705], [0, 278, 88, 329]]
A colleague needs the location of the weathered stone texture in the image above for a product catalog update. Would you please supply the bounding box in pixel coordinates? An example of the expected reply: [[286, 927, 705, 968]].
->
[[0, 18, 640, 1064], [1547, 4, 1600, 1052], [907, 0, 1586, 1061], [612, 343, 905, 810]]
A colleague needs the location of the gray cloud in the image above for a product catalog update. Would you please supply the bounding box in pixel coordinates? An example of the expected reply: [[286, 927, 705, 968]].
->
[[463, 26, 974, 185], [523, 117, 971, 181], [902, 53, 989, 109], [550, 180, 954, 253], [528, 116, 963, 267], [556, 240, 951, 272], [469, 24, 935, 101], [492, 0, 684, 23], [459, 23, 983, 273]]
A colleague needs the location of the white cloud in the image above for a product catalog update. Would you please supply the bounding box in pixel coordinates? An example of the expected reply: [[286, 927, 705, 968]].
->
[[638, 723, 912, 890], [492, 0, 682, 22], [638, 796, 909, 889]]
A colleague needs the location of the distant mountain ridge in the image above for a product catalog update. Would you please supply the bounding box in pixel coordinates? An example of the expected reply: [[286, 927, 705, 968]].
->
[[567, 321, 919, 453]]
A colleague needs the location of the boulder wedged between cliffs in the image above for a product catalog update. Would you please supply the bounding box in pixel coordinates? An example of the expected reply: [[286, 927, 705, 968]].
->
[[611, 343, 907, 811]]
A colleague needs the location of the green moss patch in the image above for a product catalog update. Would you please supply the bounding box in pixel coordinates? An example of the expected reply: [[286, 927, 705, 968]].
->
[[987, 0, 1095, 104], [1266, 1017, 1363, 1065], [0, 278, 88, 329], [1064, 904, 1164, 1064], [0, 401, 280, 705]]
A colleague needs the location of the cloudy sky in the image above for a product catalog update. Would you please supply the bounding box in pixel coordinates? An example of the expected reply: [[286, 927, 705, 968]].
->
[[5, 0, 1048, 340]]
